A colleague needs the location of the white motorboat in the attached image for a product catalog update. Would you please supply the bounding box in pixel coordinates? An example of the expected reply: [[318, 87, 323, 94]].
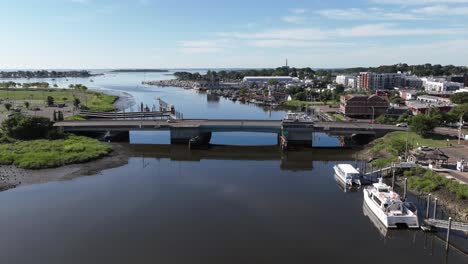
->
[[333, 164, 361, 186], [363, 178, 419, 229]]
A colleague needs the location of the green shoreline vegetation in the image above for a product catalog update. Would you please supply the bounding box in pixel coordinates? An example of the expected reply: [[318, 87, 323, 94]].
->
[[0, 114, 111, 169], [366, 131, 467, 204], [405, 167, 468, 199], [0, 84, 116, 170], [0, 135, 111, 169], [369, 131, 454, 167], [0, 87, 118, 112]]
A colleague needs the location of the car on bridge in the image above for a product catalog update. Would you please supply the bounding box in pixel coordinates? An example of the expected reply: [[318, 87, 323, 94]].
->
[[396, 123, 408, 127]]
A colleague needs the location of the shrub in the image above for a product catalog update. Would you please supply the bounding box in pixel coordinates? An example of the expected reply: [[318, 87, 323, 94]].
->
[[2, 114, 52, 140]]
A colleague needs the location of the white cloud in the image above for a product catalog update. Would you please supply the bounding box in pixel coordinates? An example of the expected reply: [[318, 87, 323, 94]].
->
[[281, 15, 307, 24], [370, 0, 468, 4], [281, 8, 308, 24], [218, 28, 327, 40], [336, 23, 466, 37], [412, 5, 468, 15], [290, 8, 307, 14], [248, 39, 353, 48], [219, 24, 464, 41], [318, 8, 420, 20]]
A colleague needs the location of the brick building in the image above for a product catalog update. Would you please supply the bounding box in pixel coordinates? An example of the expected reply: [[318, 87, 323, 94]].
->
[[340, 93, 390, 118]]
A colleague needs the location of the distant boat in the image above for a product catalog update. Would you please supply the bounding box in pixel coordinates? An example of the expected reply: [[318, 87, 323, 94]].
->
[[333, 164, 361, 186]]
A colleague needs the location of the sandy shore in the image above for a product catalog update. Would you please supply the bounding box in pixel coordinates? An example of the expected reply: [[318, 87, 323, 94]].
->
[[0, 143, 130, 191]]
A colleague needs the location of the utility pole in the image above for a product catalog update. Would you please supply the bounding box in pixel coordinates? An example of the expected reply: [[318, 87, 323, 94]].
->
[[458, 114, 463, 145], [371, 106, 375, 129]]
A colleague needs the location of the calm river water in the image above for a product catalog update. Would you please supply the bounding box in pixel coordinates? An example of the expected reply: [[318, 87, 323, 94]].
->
[[0, 71, 466, 263]]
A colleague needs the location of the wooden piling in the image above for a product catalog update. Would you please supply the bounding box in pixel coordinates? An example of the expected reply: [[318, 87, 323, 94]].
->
[[446, 217, 452, 251], [426, 194, 431, 218], [433, 198, 438, 219], [403, 178, 408, 200], [392, 169, 395, 188]]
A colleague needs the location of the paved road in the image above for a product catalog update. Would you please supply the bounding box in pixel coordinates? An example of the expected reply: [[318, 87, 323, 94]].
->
[[314, 122, 408, 131]]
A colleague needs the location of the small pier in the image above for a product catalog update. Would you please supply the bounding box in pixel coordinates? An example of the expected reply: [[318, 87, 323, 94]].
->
[[423, 219, 468, 232]]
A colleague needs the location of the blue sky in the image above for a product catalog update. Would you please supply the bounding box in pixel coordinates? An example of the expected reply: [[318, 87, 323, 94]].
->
[[1, 0, 468, 69]]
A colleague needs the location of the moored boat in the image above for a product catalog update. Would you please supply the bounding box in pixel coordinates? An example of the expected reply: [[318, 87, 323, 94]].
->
[[333, 164, 361, 186], [363, 178, 419, 229]]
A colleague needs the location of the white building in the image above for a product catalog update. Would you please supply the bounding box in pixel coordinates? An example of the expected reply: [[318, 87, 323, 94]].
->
[[421, 78, 463, 93], [242, 76, 298, 83], [335, 75, 356, 88], [399, 89, 417, 101]]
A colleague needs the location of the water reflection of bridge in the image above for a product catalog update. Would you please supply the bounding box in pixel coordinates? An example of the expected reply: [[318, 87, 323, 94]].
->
[[125, 144, 359, 171]]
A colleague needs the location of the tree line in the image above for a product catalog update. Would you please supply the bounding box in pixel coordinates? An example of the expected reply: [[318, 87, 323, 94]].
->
[[0, 82, 59, 89], [334, 63, 468, 77], [174, 67, 317, 81], [0, 70, 93, 79]]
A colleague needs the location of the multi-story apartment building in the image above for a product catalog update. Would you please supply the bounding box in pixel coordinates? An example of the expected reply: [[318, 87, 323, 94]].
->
[[358, 72, 423, 90], [335, 75, 357, 88], [421, 78, 464, 93]]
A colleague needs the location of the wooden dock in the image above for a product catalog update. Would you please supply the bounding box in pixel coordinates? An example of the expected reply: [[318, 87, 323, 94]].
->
[[424, 219, 468, 232]]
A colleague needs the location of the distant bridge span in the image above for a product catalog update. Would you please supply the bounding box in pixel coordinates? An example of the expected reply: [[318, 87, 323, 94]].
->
[[54, 119, 406, 134], [54, 119, 407, 145]]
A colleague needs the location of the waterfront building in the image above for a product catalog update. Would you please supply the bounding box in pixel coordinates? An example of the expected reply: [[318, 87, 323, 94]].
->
[[421, 77, 463, 93], [340, 93, 390, 117]]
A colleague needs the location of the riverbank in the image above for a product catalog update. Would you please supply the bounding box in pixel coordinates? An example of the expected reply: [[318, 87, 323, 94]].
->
[[0, 143, 129, 191], [360, 131, 468, 221]]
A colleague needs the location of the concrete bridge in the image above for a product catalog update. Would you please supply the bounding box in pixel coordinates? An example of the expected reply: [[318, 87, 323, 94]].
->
[[54, 119, 406, 146]]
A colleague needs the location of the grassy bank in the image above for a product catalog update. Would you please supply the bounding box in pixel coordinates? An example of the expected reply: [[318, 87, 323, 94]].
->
[[332, 113, 345, 121], [64, 115, 86, 121], [0, 88, 118, 112], [368, 131, 455, 166], [405, 167, 468, 199], [0, 135, 111, 169]]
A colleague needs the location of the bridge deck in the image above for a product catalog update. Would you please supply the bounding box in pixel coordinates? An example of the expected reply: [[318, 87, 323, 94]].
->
[[54, 119, 406, 133], [54, 119, 283, 132]]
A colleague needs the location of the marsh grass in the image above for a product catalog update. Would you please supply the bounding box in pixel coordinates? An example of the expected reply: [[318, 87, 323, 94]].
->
[[0, 135, 111, 169]]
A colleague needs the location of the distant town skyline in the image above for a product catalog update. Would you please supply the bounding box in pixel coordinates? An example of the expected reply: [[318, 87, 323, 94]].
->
[[1, 0, 468, 69]]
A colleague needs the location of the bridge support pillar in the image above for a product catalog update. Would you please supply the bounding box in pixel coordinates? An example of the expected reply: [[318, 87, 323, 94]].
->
[[170, 128, 211, 145]]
